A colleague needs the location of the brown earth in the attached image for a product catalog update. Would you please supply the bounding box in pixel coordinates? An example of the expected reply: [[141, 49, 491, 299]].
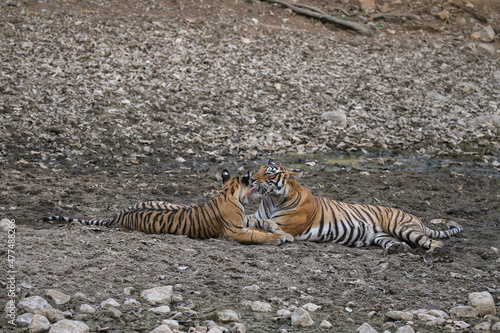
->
[[1, 0, 499, 332]]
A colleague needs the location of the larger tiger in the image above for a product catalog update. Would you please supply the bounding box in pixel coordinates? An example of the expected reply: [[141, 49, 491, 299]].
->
[[249, 160, 463, 261], [44, 169, 293, 245]]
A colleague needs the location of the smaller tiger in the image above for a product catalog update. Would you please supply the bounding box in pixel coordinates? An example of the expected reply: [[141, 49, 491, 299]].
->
[[44, 170, 293, 246], [250, 160, 463, 261]]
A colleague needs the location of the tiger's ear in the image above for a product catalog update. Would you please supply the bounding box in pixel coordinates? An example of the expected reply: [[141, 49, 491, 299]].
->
[[222, 169, 231, 185], [242, 171, 251, 186], [289, 169, 304, 179], [268, 159, 277, 166]]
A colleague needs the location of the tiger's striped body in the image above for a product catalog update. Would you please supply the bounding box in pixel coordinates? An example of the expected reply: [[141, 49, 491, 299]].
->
[[44, 170, 293, 245], [251, 161, 463, 261]]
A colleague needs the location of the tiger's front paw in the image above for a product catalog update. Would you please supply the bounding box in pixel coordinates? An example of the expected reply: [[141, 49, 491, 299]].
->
[[273, 231, 294, 245]]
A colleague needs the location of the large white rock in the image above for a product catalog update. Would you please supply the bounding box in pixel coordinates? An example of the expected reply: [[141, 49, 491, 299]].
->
[[149, 324, 173, 333], [302, 303, 321, 312], [291, 308, 314, 327], [356, 322, 378, 333], [141, 286, 173, 305], [251, 301, 272, 312], [450, 306, 479, 318], [149, 305, 171, 314], [49, 319, 89, 333], [395, 325, 415, 333], [161, 319, 180, 331], [385, 310, 414, 321], [217, 309, 239, 322], [468, 291, 496, 316], [100, 298, 120, 308], [18, 296, 54, 321], [79, 304, 96, 314]]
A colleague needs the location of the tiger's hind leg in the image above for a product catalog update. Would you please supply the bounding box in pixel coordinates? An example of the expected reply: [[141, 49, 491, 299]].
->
[[372, 233, 411, 254]]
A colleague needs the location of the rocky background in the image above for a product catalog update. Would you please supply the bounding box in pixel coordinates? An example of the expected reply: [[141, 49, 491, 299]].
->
[[1, 0, 499, 332]]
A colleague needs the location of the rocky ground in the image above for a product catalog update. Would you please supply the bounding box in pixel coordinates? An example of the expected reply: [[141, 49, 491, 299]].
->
[[1, 0, 499, 332]]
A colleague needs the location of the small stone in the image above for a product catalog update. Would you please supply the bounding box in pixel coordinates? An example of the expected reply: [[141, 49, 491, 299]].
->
[[217, 309, 239, 322], [395, 325, 415, 333], [48, 320, 89, 333], [251, 301, 272, 312], [356, 322, 378, 333], [124, 298, 141, 307], [150, 305, 171, 314], [28, 314, 51, 333], [470, 26, 495, 43], [277, 309, 292, 318], [302, 303, 321, 312], [124, 287, 135, 296], [450, 306, 479, 318], [291, 308, 314, 327], [100, 298, 120, 308], [141, 286, 173, 305], [17, 313, 34, 326], [79, 304, 95, 314], [149, 324, 173, 333], [45, 289, 71, 305], [468, 291, 496, 316], [18, 296, 55, 321], [475, 322, 491, 331], [107, 307, 122, 318], [242, 285, 260, 292], [492, 322, 500, 331], [385, 310, 414, 321], [0, 218, 14, 232], [436, 10, 449, 21], [207, 327, 223, 333], [231, 323, 247, 333], [321, 110, 347, 128], [162, 319, 180, 331], [359, 0, 376, 11], [320, 320, 333, 329], [73, 292, 87, 301]]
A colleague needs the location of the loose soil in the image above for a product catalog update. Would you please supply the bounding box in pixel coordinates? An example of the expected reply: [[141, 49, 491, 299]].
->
[[0, 0, 499, 332]]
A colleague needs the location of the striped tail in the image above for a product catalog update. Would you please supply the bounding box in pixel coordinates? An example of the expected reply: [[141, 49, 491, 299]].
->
[[43, 216, 114, 227], [424, 221, 463, 239]]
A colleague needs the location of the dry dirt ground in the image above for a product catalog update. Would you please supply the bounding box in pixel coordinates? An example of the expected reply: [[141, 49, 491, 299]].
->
[[1, 0, 499, 332]]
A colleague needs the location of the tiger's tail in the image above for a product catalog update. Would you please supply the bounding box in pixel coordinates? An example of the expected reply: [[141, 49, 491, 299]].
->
[[424, 221, 463, 239], [43, 216, 114, 227]]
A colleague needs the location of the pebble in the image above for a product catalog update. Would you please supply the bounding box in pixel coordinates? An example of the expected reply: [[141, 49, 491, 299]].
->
[[320, 320, 333, 329], [474, 322, 491, 331], [124, 286, 135, 296], [242, 285, 260, 292], [231, 323, 247, 333], [48, 319, 89, 333], [395, 325, 415, 333], [321, 110, 347, 128], [150, 324, 173, 333], [291, 308, 314, 327], [468, 291, 496, 316], [385, 310, 414, 321], [251, 301, 272, 312], [141, 286, 173, 305], [492, 322, 500, 331], [45, 289, 71, 305], [149, 305, 171, 314], [302, 303, 321, 312], [73, 292, 87, 301], [217, 309, 239, 322], [356, 322, 378, 333], [100, 298, 120, 308], [79, 304, 96, 314], [29, 314, 51, 333], [162, 319, 180, 331], [18, 296, 55, 321], [124, 298, 141, 307], [470, 26, 496, 43], [450, 306, 479, 318], [276, 309, 292, 318], [108, 307, 122, 317]]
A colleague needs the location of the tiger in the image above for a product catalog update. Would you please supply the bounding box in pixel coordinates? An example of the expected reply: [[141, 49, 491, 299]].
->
[[248, 160, 463, 261], [44, 169, 293, 246]]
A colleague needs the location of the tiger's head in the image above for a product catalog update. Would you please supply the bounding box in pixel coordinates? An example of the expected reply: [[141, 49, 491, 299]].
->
[[249, 160, 303, 197], [221, 169, 254, 205]]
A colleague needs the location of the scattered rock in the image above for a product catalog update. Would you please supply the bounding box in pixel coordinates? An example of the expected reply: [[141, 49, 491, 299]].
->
[[149, 305, 171, 314], [436, 10, 449, 21], [231, 323, 247, 333], [0, 218, 14, 232], [291, 308, 314, 327], [48, 319, 89, 333], [450, 306, 479, 318], [107, 307, 122, 318], [242, 285, 260, 292], [395, 325, 415, 333], [17, 313, 34, 327], [474, 321, 491, 331], [356, 322, 378, 333], [28, 314, 51, 333], [276, 309, 292, 318], [302, 303, 321, 312], [18, 296, 55, 322], [251, 301, 272, 312], [124, 287, 135, 296], [469, 292, 496, 316], [321, 110, 347, 128], [492, 322, 500, 331], [100, 298, 120, 308], [79, 304, 96, 314], [149, 324, 173, 333], [320, 320, 333, 329], [471, 26, 495, 43], [45, 290, 71, 305], [385, 310, 414, 321], [162, 319, 180, 331], [217, 309, 239, 323], [141, 286, 173, 305]]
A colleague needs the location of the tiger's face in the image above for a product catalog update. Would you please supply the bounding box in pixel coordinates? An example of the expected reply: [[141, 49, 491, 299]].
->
[[222, 169, 254, 204], [250, 160, 303, 197]]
